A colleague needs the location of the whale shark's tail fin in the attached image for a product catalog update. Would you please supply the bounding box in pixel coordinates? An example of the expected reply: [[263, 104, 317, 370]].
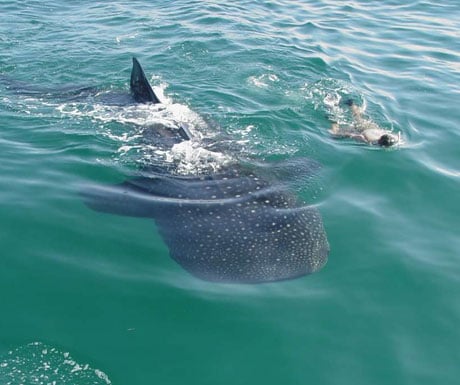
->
[[130, 57, 161, 104]]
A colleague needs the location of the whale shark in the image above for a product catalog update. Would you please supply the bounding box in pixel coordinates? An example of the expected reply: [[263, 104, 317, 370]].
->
[[82, 58, 329, 283], [3, 58, 329, 283]]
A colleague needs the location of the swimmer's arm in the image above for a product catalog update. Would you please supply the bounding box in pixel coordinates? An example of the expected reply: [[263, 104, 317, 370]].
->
[[328, 130, 367, 142], [348, 133, 367, 142], [328, 123, 367, 141], [328, 122, 359, 137]]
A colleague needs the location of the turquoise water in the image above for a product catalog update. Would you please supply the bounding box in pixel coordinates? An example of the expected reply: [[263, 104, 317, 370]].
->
[[1, 0, 459, 384]]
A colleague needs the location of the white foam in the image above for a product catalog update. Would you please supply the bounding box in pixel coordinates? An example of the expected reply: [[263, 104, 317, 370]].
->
[[54, 84, 235, 174], [248, 73, 280, 88], [168, 140, 232, 174], [115, 32, 138, 44], [0, 342, 112, 385]]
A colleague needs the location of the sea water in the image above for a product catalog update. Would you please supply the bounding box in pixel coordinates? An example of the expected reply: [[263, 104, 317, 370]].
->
[[1, 1, 459, 384]]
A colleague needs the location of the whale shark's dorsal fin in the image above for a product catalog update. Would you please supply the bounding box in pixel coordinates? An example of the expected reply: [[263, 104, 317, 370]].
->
[[130, 57, 161, 104]]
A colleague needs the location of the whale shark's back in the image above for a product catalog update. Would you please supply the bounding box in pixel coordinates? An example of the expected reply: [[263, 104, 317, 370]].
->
[[89, 168, 329, 283], [159, 200, 328, 283]]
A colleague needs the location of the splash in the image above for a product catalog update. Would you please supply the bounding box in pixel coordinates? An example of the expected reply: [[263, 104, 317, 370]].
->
[[302, 78, 402, 146], [0, 342, 111, 385], [248, 73, 279, 88], [56, 84, 236, 175], [302, 78, 361, 125], [167, 140, 233, 174]]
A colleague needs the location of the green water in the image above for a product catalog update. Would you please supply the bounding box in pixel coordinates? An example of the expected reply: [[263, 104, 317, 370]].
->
[[1, 1, 459, 384]]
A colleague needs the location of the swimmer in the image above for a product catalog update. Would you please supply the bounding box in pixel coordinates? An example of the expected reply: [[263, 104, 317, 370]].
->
[[329, 99, 400, 147]]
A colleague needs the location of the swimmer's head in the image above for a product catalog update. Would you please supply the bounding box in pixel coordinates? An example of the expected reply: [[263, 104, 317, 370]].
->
[[377, 133, 398, 147]]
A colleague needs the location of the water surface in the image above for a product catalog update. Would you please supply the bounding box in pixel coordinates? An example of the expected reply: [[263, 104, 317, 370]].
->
[[1, 1, 459, 384]]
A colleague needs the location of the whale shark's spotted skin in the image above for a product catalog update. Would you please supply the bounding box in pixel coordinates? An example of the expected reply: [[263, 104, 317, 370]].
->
[[85, 164, 329, 283]]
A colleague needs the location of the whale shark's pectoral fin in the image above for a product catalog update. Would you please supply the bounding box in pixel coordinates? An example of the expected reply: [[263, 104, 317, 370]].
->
[[130, 57, 161, 104], [80, 179, 160, 218]]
